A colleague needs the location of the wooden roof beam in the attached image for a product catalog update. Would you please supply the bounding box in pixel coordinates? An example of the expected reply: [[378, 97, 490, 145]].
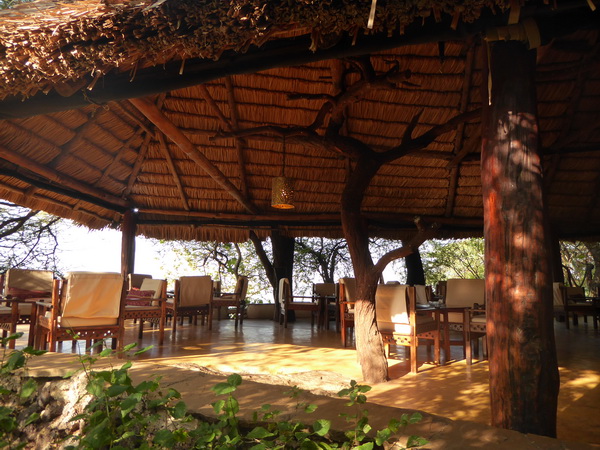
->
[[0, 163, 128, 212], [129, 97, 257, 214], [157, 132, 190, 211], [444, 40, 476, 217], [224, 78, 250, 199], [200, 82, 250, 199]]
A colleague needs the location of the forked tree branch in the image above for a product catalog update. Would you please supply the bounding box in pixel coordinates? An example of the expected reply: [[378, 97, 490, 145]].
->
[[373, 217, 440, 274]]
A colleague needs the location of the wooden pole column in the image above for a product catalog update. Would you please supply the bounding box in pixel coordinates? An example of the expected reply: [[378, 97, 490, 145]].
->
[[121, 209, 137, 279], [481, 41, 559, 436], [272, 229, 295, 320]]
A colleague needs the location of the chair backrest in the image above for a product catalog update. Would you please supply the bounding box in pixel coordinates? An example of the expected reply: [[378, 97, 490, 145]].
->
[[375, 284, 410, 332], [4, 268, 54, 299], [553, 282, 565, 306], [414, 285, 431, 305], [61, 272, 124, 321], [139, 278, 167, 299], [435, 280, 447, 298], [339, 278, 356, 302], [178, 276, 213, 307], [235, 276, 249, 301], [128, 273, 152, 290], [278, 278, 291, 308], [566, 286, 585, 300], [445, 279, 485, 308], [313, 282, 336, 297]]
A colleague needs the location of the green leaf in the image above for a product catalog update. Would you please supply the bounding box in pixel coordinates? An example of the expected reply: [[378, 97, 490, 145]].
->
[[408, 412, 423, 424], [248, 444, 267, 450], [312, 419, 331, 437], [212, 399, 225, 413], [304, 403, 318, 413], [212, 382, 236, 395], [86, 378, 105, 397], [246, 426, 275, 439], [5, 351, 26, 371], [99, 348, 113, 357], [134, 345, 153, 355], [120, 360, 133, 371], [375, 428, 391, 445], [227, 373, 242, 387], [406, 435, 428, 448], [172, 401, 187, 419], [154, 429, 176, 447], [22, 346, 46, 356], [24, 412, 40, 427], [123, 342, 137, 352], [355, 443, 374, 450], [106, 384, 129, 397], [20, 378, 37, 399], [119, 396, 139, 416]]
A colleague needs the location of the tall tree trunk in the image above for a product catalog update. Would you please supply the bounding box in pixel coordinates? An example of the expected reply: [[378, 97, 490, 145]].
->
[[481, 41, 559, 436], [550, 231, 564, 283], [405, 246, 426, 285], [121, 209, 137, 279], [272, 229, 295, 319], [341, 157, 389, 383]]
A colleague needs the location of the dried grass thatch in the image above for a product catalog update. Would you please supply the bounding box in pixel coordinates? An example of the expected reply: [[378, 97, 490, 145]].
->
[[0, 0, 599, 243]]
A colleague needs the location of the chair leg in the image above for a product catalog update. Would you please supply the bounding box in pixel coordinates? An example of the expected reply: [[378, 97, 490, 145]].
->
[[172, 310, 178, 336], [341, 324, 347, 347], [208, 304, 213, 330], [434, 333, 440, 365], [410, 343, 418, 373], [138, 319, 144, 339]]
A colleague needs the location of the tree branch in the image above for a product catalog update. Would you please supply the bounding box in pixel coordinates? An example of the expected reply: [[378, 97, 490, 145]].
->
[[373, 217, 440, 274], [249, 230, 276, 287]]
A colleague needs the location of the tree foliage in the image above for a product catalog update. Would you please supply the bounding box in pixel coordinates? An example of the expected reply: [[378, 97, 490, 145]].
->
[[420, 238, 485, 285], [0, 202, 61, 272]]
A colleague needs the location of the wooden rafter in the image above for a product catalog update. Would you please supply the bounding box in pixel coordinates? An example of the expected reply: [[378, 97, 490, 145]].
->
[[444, 39, 476, 217], [129, 96, 257, 214], [0, 180, 111, 223], [123, 132, 152, 198], [157, 132, 190, 211], [200, 82, 250, 198], [0, 147, 129, 208], [224, 77, 250, 199]]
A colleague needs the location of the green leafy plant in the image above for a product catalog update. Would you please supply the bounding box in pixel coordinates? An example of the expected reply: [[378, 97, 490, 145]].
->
[[65, 342, 193, 449], [0, 332, 46, 449]]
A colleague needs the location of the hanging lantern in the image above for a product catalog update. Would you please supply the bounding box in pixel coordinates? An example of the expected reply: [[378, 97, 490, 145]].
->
[[271, 136, 295, 209]]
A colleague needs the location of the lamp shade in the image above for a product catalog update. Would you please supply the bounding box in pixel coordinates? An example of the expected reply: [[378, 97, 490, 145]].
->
[[271, 176, 295, 209]]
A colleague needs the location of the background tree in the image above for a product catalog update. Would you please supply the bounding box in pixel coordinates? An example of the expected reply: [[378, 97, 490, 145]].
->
[[0, 202, 61, 272], [155, 239, 273, 303], [421, 238, 485, 285]]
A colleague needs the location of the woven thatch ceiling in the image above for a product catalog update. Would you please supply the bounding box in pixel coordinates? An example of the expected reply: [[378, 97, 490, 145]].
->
[[0, 0, 599, 242]]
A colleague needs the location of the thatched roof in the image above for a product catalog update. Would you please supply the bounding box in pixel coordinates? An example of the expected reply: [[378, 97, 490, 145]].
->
[[0, 0, 599, 242]]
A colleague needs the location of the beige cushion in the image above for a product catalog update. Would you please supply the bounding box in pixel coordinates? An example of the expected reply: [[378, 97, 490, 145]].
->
[[553, 282, 564, 306], [139, 279, 166, 299], [0, 306, 12, 314], [278, 278, 291, 306], [4, 268, 53, 292], [129, 273, 152, 290], [58, 316, 119, 327], [415, 285, 430, 305], [445, 279, 485, 308], [471, 314, 486, 324], [314, 283, 336, 297], [178, 276, 212, 307], [376, 284, 409, 332], [61, 272, 123, 322], [339, 278, 356, 302]]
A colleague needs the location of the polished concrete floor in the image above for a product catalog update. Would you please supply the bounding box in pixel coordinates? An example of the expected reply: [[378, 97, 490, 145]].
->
[[10, 315, 600, 447]]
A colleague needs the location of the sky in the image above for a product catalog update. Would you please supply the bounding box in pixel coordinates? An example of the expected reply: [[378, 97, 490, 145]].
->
[[57, 223, 168, 278]]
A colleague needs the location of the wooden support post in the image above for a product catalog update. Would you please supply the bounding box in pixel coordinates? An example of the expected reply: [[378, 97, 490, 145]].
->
[[481, 41, 559, 437], [121, 209, 137, 279], [272, 229, 295, 321]]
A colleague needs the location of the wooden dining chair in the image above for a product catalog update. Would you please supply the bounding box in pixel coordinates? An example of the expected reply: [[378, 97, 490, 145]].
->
[[167, 276, 212, 336], [464, 306, 487, 365], [376, 284, 440, 374], [31, 272, 126, 352], [553, 282, 597, 329], [209, 275, 248, 330], [1, 268, 54, 348], [338, 277, 356, 347], [124, 278, 167, 345], [313, 282, 337, 330], [278, 278, 320, 328], [440, 278, 485, 359]]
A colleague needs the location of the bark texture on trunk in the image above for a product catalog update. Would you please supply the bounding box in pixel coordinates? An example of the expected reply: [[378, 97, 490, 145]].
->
[[481, 41, 559, 437], [341, 157, 389, 383], [405, 247, 426, 286], [121, 209, 137, 279]]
